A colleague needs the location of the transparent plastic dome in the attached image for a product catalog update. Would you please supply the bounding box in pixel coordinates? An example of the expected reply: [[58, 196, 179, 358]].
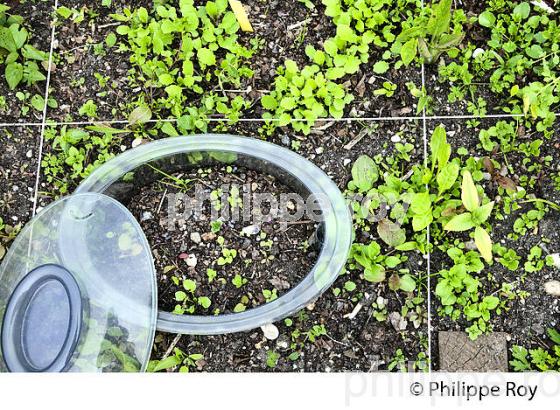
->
[[0, 193, 157, 372]]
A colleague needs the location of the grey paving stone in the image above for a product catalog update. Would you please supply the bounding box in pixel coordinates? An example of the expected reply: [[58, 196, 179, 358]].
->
[[438, 331, 509, 372]]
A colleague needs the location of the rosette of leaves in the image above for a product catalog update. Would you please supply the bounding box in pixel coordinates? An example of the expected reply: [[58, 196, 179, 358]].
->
[[0, 4, 48, 90], [443, 170, 495, 263], [392, 0, 465, 66]]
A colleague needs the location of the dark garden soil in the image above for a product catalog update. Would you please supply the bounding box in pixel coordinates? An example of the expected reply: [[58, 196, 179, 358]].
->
[[149, 120, 429, 372], [427, 118, 560, 370], [127, 165, 319, 315], [0, 0, 53, 124], [7, 0, 559, 374], [47, 0, 152, 122], [0, 126, 40, 257]]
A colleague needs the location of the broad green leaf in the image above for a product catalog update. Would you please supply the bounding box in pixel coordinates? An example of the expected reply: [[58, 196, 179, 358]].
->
[[22, 45, 47, 61], [430, 125, 450, 171], [128, 105, 152, 126], [364, 264, 386, 283], [461, 170, 479, 211], [444, 213, 475, 232], [399, 274, 416, 292], [351, 155, 379, 192], [437, 161, 459, 194], [396, 241, 416, 251], [410, 191, 432, 215], [513, 2, 530, 20], [478, 11, 495, 28], [8, 24, 27, 50], [5, 62, 23, 90], [412, 212, 433, 232], [427, 0, 452, 38], [377, 218, 406, 247], [474, 226, 493, 263], [400, 37, 418, 66]]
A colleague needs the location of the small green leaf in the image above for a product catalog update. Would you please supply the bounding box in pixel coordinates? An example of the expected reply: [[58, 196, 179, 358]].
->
[[399, 274, 416, 292], [183, 279, 196, 292], [128, 105, 152, 126], [478, 11, 496, 28], [233, 303, 246, 312], [377, 219, 406, 248], [261, 94, 277, 110], [483, 295, 499, 310], [175, 291, 187, 302], [461, 171, 479, 212], [197, 47, 216, 67], [474, 226, 493, 263], [105, 32, 117, 47], [198, 296, 211, 309], [351, 155, 379, 192], [373, 61, 389, 74], [364, 264, 386, 283]]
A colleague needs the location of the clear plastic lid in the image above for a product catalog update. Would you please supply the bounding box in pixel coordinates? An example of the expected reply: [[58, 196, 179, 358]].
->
[[0, 193, 157, 372]]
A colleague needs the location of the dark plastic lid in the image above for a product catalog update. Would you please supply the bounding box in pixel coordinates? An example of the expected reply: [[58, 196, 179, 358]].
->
[[1, 265, 83, 372]]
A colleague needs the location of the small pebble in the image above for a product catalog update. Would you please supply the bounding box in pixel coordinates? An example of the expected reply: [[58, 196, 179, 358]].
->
[[390, 135, 401, 143], [185, 254, 197, 267], [261, 323, 279, 340], [242, 224, 260, 236], [141, 211, 153, 221], [544, 280, 560, 297], [190, 232, 202, 244]]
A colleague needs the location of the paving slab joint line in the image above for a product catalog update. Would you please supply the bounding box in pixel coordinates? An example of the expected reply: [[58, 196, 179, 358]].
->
[[31, 0, 58, 217], [2, 112, 552, 129]]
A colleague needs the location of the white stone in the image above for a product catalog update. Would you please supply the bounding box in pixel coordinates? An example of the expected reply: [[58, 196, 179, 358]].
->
[[261, 323, 279, 340], [473, 48, 485, 58], [242, 224, 260, 236], [391, 135, 401, 143], [185, 254, 197, 267], [190, 232, 202, 244], [544, 280, 560, 297]]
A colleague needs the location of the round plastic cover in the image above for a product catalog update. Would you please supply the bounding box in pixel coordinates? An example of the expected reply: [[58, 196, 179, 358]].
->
[[0, 193, 157, 372]]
